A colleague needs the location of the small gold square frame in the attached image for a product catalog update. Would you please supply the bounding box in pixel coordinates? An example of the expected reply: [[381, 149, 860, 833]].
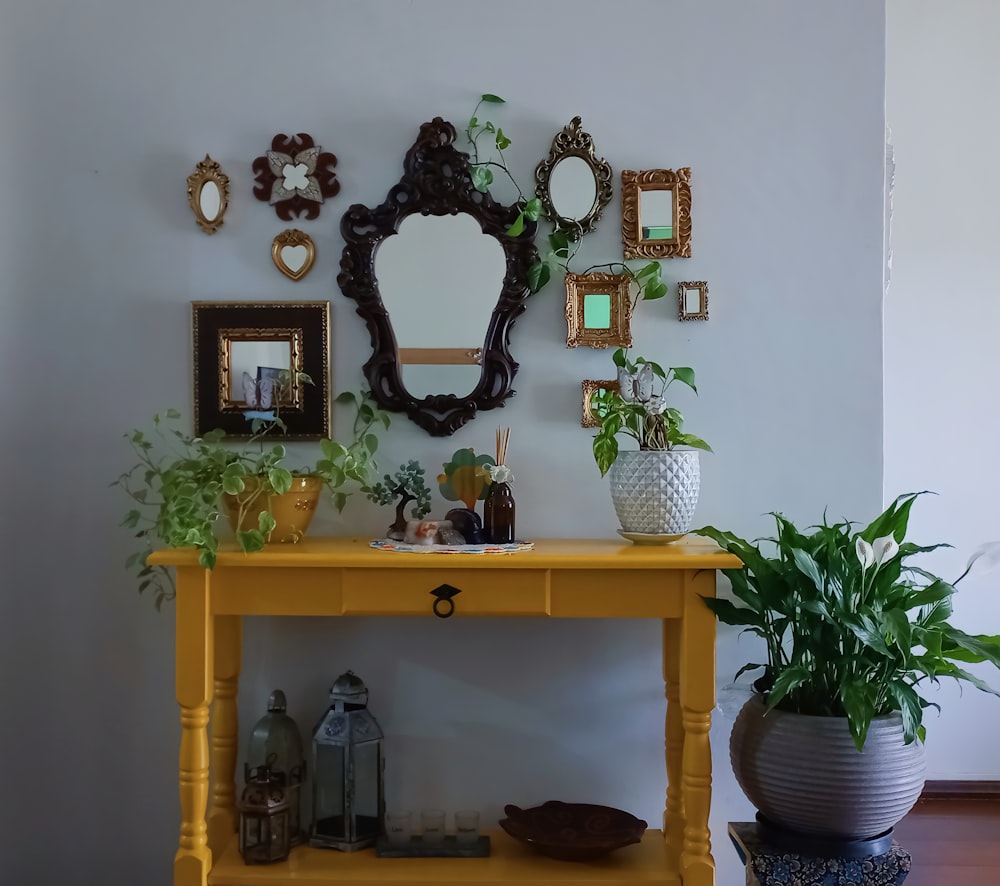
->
[[677, 281, 709, 321], [565, 272, 633, 349], [581, 379, 620, 428], [621, 168, 692, 260]]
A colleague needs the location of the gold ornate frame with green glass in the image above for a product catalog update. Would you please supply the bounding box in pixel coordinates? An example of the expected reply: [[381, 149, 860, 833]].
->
[[564, 272, 632, 349]]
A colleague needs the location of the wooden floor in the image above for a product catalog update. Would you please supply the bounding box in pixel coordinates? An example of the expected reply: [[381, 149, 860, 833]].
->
[[893, 797, 1000, 885]]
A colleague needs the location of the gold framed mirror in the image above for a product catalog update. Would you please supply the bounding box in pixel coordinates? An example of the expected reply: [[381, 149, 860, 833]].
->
[[678, 281, 709, 321], [581, 379, 620, 427], [192, 301, 331, 439], [621, 168, 692, 259], [534, 116, 613, 237], [186, 155, 230, 235], [564, 272, 632, 349], [272, 229, 316, 281]]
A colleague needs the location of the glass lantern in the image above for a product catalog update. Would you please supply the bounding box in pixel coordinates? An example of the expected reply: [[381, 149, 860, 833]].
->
[[310, 670, 385, 851], [246, 689, 306, 845], [238, 762, 292, 864]]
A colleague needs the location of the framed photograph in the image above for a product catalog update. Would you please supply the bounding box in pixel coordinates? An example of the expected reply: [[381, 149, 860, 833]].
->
[[621, 168, 692, 259], [564, 272, 632, 349], [192, 301, 331, 439]]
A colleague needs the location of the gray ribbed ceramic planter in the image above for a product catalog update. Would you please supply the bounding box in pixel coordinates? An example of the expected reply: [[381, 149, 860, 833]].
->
[[730, 695, 926, 840]]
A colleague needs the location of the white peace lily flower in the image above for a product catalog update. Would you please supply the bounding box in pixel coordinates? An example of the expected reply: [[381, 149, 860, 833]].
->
[[872, 535, 899, 566], [856, 537, 875, 569]]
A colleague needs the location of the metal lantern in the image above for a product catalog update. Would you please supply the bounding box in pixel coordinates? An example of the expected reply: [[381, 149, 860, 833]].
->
[[246, 689, 306, 845], [238, 761, 292, 864], [310, 670, 385, 851]]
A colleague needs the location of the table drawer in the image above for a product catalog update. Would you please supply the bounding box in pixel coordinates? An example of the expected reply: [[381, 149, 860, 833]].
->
[[341, 568, 549, 616]]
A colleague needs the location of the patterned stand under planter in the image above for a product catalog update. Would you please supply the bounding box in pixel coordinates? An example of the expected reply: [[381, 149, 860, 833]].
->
[[729, 822, 911, 886]]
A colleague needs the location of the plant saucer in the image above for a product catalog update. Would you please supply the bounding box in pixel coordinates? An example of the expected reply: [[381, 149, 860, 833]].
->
[[617, 529, 686, 545]]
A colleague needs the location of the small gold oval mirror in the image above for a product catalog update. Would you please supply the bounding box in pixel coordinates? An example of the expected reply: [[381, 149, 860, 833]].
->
[[272, 229, 316, 281], [187, 155, 230, 234], [535, 117, 613, 237]]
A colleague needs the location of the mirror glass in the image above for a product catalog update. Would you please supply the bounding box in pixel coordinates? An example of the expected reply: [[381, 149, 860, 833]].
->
[[549, 156, 597, 223], [583, 293, 612, 330], [377, 213, 505, 399], [684, 288, 701, 315], [228, 340, 291, 405], [640, 188, 674, 240], [199, 181, 221, 222]]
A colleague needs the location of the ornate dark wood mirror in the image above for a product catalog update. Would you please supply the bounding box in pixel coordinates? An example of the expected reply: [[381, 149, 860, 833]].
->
[[339, 118, 538, 436]]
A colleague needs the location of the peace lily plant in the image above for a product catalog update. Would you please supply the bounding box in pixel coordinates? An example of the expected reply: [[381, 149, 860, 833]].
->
[[695, 492, 1000, 750]]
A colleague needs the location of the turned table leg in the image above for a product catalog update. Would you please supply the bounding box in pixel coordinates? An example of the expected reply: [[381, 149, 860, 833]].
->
[[207, 614, 241, 856], [663, 617, 685, 872], [680, 569, 716, 886], [175, 567, 213, 886]]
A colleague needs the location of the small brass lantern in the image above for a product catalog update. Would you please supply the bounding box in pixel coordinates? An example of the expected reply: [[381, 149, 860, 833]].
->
[[238, 759, 292, 864], [246, 689, 306, 845], [310, 670, 385, 851]]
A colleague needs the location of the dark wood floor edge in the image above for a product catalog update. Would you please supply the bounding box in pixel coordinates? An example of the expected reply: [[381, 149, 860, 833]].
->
[[921, 779, 1000, 799]]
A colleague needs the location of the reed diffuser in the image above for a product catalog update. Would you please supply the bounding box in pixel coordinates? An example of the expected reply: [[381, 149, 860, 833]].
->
[[484, 427, 515, 544]]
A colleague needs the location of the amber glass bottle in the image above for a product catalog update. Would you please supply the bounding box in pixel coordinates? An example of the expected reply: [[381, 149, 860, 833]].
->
[[484, 481, 516, 544]]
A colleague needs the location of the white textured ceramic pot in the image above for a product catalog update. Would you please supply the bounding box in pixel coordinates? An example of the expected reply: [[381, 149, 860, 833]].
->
[[608, 449, 701, 536], [730, 695, 926, 840]]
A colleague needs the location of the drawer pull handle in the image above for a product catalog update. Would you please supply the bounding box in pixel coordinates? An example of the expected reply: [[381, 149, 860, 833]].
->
[[430, 583, 462, 618]]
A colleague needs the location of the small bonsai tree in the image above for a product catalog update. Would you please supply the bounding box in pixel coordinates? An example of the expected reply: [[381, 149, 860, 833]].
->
[[365, 460, 432, 539]]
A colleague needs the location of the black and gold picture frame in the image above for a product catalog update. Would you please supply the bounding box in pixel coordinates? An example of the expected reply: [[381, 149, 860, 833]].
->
[[678, 281, 709, 321], [192, 301, 331, 439]]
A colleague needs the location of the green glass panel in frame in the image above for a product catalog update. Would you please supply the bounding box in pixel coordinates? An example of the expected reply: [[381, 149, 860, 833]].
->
[[583, 293, 612, 329]]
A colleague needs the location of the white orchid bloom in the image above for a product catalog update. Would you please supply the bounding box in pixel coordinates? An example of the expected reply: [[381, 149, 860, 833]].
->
[[618, 363, 654, 403], [856, 537, 875, 569], [872, 535, 900, 566]]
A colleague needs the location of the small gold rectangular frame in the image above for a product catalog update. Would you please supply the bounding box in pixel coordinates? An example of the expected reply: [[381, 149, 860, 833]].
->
[[192, 301, 331, 439], [677, 281, 709, 321], [621, 168, 692, 259], [564, 272, 633, 349], [581, 379, 621, 428]]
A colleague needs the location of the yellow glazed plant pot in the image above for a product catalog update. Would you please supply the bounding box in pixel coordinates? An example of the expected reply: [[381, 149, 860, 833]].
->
[[223, 476, 322, 543]]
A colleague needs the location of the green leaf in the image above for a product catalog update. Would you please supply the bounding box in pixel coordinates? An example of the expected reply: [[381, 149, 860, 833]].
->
[[670, 367, 697, 392], [495, 128, 512, 150], [887, 680, 923, 744], [634, 261, 660, 282], [481, 93, 505, 103], [548, 230, 570, 256], [506, 212, 525, 237], [237, 529, 266, 554], [766, 664, 812, 710], [528, 261, 550, 293], [524, 198, 542, 221], [643, 280, 668, 300], [268, 467, 293, 495], [612, 348, 627, 368], [258, 512, 277, 535], [470, 165, 493, 192], [592, 432, 619, 477], [702, 596, 766, 629]]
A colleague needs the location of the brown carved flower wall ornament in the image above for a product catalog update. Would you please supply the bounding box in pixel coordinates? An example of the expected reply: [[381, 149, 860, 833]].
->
[[251, 133, 340, 221]]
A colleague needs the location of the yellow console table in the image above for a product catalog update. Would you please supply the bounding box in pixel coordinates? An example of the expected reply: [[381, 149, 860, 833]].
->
[[149, 537, 740, 886]]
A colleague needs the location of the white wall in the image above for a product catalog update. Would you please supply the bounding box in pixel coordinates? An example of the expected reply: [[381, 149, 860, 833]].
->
[[886, 0, 1000, 777], [0, 2, 885, 884]]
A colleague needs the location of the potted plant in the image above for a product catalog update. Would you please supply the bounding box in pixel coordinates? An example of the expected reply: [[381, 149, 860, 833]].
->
[[592, 346, 711, 539], [114, 390, 391, 608], [694, 492, 1000, 847]]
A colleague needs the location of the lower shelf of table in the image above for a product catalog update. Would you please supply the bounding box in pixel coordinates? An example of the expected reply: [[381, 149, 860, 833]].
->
[[208, 829, 679, 885]]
